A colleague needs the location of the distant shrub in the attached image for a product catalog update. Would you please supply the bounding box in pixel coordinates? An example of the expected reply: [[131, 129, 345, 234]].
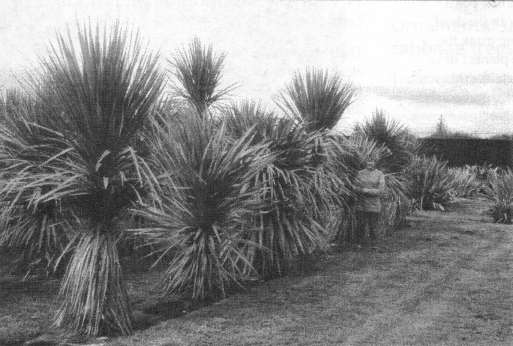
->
[[447, 131, 479, 139], [485, 169, 513, 224], [449, 166, 482, 198], [405, 155, 455, 211]]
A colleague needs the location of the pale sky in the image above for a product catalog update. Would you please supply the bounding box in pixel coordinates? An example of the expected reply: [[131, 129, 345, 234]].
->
[[1, 0, 513, 136]]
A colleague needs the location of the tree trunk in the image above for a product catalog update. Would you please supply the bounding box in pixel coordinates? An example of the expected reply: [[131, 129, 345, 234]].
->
[[54, 231, 132, 336]]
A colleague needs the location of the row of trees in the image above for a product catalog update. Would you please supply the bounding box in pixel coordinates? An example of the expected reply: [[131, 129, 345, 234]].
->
[[0, 23, 452, 337], [430, 115, 513, 139]]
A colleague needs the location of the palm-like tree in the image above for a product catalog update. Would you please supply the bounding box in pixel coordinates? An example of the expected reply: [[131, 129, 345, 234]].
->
[[170, 38, 235, 118], [276, 69, 357, 245], [0, 89, 73, 277], [4, 23, 165, 336], [276, 68, 355, 132], [133, 113, 272, 300], [354, 110, 413, 172], [224, 101, 340, 278]]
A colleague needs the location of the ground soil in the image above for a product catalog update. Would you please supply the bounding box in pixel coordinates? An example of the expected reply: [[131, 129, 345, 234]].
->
[[2, 198, 513, 345]]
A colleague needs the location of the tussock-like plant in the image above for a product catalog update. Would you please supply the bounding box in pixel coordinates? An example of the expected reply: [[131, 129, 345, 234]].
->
[[0, 89, 73, 277], [224, 101, 276, 143], [170, 38, 235, 118], [405, 155, 455, 211], [133, 114, 272, 300], [449, 166, 482, 198], [224, 102, 335, 278], [276, 68, 355, 132], [345, 135, 391, 170], [11, 23, 166, 336], [354, 110, 413, 172], [485, 169, 513, 224]]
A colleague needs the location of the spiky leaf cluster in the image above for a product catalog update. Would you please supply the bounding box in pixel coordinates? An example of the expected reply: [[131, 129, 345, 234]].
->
[[277, 68, 355, 132], [354, 110, 413, 172], [134, 114, 272, 300]]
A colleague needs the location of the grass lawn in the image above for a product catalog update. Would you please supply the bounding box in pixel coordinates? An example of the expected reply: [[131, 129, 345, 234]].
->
[[2, 198, 513, 345]]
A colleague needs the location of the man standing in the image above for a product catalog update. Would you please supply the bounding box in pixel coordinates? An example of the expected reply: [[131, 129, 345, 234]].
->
[[355, 159, 385, 244]]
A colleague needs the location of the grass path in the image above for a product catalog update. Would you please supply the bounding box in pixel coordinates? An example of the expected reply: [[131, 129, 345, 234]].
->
[[110, 199, 513, 345], [1, 198, 512, 345]]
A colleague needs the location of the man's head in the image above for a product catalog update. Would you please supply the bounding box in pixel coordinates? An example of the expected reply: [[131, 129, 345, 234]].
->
[[365, 159, 376, 170]]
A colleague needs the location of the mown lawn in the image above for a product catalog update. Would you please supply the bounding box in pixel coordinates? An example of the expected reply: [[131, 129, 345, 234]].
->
[[2, 198, 513, 345], [0, 275, 57, 345]]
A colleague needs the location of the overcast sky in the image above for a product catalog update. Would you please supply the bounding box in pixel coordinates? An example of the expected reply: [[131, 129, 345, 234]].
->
[[1, 0, 513, 136]]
